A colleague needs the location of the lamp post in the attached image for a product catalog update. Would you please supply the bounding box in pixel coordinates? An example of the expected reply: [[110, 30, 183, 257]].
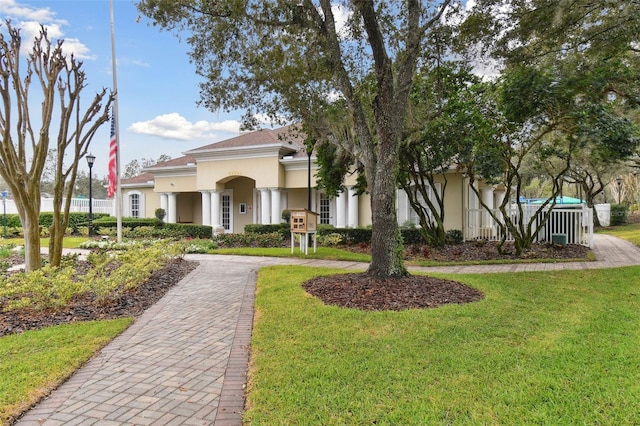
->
[[86, 153, 95, 237], [616, 176, 623, 205], [1, 190, 7, 239]]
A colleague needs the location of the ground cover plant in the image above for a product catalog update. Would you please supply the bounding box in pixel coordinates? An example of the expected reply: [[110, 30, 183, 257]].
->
[[246, 265, 640, 425]]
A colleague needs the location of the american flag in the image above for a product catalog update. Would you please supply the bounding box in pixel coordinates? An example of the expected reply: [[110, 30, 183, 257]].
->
[[107, 111, 117, 198]]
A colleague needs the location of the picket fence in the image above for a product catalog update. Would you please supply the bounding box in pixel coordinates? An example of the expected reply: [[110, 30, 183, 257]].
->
[[465, 204, 593, 247], [1, 197, 114, 215]]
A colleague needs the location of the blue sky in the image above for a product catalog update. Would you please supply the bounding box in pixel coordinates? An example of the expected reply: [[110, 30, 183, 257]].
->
[[1, 0, 246, 177]]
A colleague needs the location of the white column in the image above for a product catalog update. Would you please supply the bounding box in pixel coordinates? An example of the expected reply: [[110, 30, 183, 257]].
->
[[348, 186, 359, 228], [200, 191, 212, 226], [494, 190, 506, 210], [336, 190, 346, 228], [270, 188, 281, 224], [259, 188, 271, 224], [494, 190, 506, 231], [481, 187, 495, 228], [211, 190, 221, 228], [160, 193, 168, 215], [167, 192, 177, 224]]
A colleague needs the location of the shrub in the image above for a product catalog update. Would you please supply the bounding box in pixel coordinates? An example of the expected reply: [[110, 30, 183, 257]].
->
[[281, 209, 291, 224], [245, 224, 289, 239], [215, 232, 284, 248], [610, 204, 628, 226], [155, 208, 166, 222], [445, 229, 464, 245], [317, 232, 343, 246], [1, 266, 82, 311]]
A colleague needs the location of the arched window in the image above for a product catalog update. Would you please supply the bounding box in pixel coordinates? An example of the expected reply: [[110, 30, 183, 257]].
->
[[130, 193, 140, 218], [125, 191, 145, 218]]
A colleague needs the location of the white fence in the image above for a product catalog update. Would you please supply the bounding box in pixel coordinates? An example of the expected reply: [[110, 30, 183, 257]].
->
[[1, 198, 113, 215], [465, 204, 593, 247]]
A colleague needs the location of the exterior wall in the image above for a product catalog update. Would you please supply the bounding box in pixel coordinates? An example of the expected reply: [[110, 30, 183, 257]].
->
[[197, 157, 283, 189], [154, 175, 197, 193], [287, 188, 311, 211], [441, 174, 464, 231], [284, 168, 318, 189], [176, 192, 200, 223]]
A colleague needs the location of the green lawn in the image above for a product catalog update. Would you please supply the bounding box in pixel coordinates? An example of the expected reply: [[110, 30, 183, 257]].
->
[[212, 246, 371, 262], [0, 237, 88, 249], [598, 222, 640, 246], [246, 265, 640, 425], [0, 319, 133, 425]]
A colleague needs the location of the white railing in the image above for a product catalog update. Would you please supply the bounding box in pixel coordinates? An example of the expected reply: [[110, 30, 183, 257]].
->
[[465, 204, 593, 247], [1, 198, 113, 215]]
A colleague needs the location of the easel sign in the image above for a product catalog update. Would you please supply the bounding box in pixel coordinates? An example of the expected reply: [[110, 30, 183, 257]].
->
[[289, 209, 319, 255]]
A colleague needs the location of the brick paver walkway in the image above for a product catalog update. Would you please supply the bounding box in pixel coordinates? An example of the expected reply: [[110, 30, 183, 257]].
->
[[15, 234, 640, 425]]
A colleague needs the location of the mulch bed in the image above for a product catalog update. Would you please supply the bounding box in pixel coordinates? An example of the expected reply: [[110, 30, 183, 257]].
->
[[303, 273, 484, 311], [0, 257, 198, 337], [302, 241, 589, 311]]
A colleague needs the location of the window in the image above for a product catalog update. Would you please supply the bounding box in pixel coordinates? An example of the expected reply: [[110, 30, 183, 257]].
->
[[130, 193, 140, 218], [319, 193, 331, 225], [222, 194, 231, 231]]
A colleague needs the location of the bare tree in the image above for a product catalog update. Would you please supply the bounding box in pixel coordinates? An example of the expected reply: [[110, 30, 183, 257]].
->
[[0, 21, 112, 270]]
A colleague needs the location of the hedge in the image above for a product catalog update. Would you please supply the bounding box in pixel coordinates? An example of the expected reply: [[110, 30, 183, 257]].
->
[[94, 217, 212, 239], [610, 204, 628, 226], [244, 224, 428, 245], [0, 212, 111, 230]]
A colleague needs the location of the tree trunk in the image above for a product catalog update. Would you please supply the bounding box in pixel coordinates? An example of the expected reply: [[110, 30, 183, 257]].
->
[[366, 134, 408, 277], [48, 211, 64, 267], [20, 207, 42, 272]]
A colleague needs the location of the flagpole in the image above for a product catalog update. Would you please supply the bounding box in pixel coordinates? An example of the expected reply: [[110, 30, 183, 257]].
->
[[110, 0, 123, 243]]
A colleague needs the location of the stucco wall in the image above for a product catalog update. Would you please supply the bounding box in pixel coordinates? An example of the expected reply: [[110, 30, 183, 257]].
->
[[154, 175, 197, 193], [197, 157, 283, 188]]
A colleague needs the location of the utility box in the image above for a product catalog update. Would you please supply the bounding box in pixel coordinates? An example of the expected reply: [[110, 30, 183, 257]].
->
[[290, 209, 318, 233], [290, 209, 319, 255]]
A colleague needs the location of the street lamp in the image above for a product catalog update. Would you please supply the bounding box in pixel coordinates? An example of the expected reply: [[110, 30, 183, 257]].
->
[[1, 190, 7, 239], [86, 153, 96, 237], [616, 176, 623, 205]]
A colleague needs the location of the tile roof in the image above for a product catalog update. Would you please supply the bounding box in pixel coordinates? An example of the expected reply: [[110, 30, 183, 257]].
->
[[188, 125, 305, 152], [148, 155, 196, 169], [121, 172, 155, 185]]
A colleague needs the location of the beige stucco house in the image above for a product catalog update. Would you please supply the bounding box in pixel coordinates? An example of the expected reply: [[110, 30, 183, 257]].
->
[[120, 126, 520, 238]]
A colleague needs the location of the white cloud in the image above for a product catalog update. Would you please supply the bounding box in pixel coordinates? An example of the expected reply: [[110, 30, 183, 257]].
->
[[1, 0, 94, 59], [129, 113, 240, 141], [0, 0, 63, 23]]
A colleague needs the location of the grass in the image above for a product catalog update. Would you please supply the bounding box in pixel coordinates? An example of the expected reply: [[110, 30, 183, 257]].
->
[[246, 265, 640, 425], [211, 246, 372, 262], [0, 237, 88, 249], [0, 318, 133, 425], [597, 221, 640, 246]]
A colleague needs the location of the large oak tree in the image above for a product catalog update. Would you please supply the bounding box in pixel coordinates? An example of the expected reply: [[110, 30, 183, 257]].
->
[[137, 0, 460, 277]]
